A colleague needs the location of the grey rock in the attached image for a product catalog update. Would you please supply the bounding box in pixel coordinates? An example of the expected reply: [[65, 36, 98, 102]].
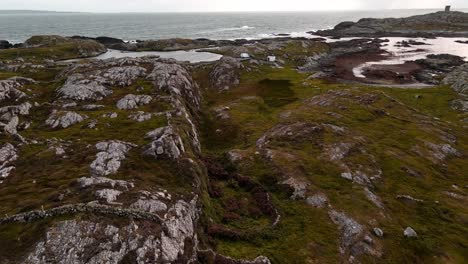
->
[[373, 228, 384, 238], [96, 189, 122, 204], [160, 198, 198, 262], [324, 142, 354, 161], [0, 102, 33, 121], [2, 115, 19, 135], [147, 62, 201, 109], [404, 227, 418, 238], [116, 94, 152, 110], [26, 220, 162, 264], [131, 198, 168, 213], [443, 63, 468, 96], [306, 193, 329, 208], [397, 194, 424, 203], [209, 56, 243, 91], [102, 66, 147, 86], [0, 77, 31, 102], [282, 177, 308, 199], [328, 210, 364, 254], [77, 176, 134, 190], [82, 104, 105, 110], [364, 188, 384, 209], [45, 111, 87, 129], [0, 143, 18, 180], [144, 126, 185, 159], [102, 112, 118, 119], [129, 111, 153, 122], [58, 74, 112, 101], [90, 141, 136, 177]]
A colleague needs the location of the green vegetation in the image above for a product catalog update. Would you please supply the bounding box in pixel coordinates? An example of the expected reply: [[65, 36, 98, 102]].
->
[[196, 64, 468, 263]]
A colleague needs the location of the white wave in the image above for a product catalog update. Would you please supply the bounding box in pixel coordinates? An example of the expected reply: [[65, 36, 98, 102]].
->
[[198, 25, 255, 34]]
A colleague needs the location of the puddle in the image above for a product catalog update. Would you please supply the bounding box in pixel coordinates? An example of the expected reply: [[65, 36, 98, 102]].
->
[[63, 49, 223, 63]]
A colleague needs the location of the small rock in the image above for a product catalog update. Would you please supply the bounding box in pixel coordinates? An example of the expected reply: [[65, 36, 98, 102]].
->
[[404, 227, 418, 238], [373, 228, 384, 238]]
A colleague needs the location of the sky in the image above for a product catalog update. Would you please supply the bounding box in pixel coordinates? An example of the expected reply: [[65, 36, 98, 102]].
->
[[0, 0, 466, 12]]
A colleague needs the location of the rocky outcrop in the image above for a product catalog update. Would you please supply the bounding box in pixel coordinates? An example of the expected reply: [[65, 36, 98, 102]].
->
[[45, 110, 87, 129], [90, 141, 136, 177], [103, 66, 147, 86], [328, 210, 364, 254], [0, 143, 18, 182], [147, 62, 201, 110], [144, 126, 185, 159], [0, 77, 33, 101], [24, 35, 107, 57], [26, 220, 162, 264], [209, 56, 244, 91], [315, 11, 468, 37], [116, 94, 153, 110], [0, 40, 12, 49], [77, 176, 134, 190], [443, 63, 468, 112], [57, 74, 112, 101]]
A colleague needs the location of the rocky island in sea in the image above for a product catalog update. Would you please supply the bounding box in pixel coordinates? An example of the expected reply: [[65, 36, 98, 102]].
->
[[0, 9, 467, 264]]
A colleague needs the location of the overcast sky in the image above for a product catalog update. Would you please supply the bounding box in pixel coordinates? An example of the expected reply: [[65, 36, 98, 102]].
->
[[0, 0, 466, 12]]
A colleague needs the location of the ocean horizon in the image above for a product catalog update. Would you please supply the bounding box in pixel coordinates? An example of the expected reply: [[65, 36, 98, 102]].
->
[[2, 9, 468, 43]]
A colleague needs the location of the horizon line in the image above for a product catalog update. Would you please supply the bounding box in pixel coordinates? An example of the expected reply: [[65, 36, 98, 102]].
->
[[1, 8, 467, 14]]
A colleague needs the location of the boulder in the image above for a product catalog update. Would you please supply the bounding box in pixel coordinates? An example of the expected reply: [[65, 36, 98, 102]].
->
[[45, 111, 87, 129], [443, 63, 468, 112], [57, 74, 112, 101], [102, 66, 147, 86], [116, 94, 152, 110], [209, 56, 244, 91], [404, 227, 418, 238], [128, 111, 153, 122], [373, 228, 384, 238], [0, 77, 33, 102], [416, 54, 465, 73], [90, 141, 136, 177], [0, 143, 18, 180], [144, 126, 185, 159]]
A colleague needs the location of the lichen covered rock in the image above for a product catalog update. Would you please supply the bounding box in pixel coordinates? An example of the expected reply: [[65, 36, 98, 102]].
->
[[116, 94, 153, 110], [45, 110, 87, 129], [58, 74, 112, 101], [144, 126, 185, 159], [90, 141, 136, 177]]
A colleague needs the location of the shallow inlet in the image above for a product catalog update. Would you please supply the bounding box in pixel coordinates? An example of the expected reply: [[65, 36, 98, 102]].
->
[[352, 37, 468, 78]]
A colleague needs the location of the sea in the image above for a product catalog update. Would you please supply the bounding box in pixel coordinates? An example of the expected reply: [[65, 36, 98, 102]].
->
[[1, 9, 467, 43]]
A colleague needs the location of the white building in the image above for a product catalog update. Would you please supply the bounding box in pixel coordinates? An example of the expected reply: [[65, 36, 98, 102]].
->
[[240, 53, 250, 59], [267, 56, 276, 62]]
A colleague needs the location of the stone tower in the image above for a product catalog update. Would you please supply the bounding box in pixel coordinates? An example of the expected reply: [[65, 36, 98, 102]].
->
[[445, 5, 451, 12]]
